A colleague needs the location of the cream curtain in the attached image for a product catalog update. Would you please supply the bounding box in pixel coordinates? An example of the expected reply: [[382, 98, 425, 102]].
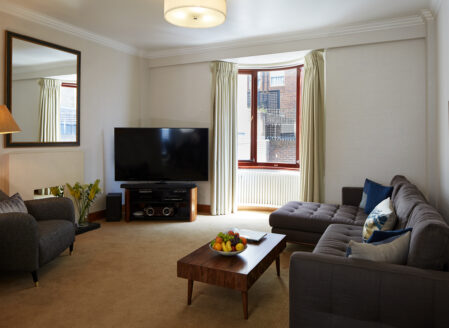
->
[[211, 61, 238, 215], [299, 50, 325, 202], [38, 78, 61, 142]]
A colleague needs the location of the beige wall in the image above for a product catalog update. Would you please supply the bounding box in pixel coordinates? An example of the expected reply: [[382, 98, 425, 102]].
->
[[0, 9, 434, 210], [143, 39, 428, 205], [324, 39, 427, 203], [436, 2, 449, 218], [0, 11, 142, 211], [11, 79, 40, 141], [142, 62, 213, 205]]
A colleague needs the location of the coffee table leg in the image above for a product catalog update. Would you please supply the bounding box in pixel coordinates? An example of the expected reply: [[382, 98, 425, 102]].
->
[[276, 256, 280, 276], [188, 279, 194, 305], [242, 291, 248, 320]]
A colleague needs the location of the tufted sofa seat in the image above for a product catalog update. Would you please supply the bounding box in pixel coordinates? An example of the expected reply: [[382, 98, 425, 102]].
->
[[312, 224, 363, 257], [270, 202, 366, 243], [270, 176, 408, 244]]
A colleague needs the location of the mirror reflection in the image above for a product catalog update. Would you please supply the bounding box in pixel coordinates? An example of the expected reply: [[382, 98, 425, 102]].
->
[[6, 32, 80, 146]]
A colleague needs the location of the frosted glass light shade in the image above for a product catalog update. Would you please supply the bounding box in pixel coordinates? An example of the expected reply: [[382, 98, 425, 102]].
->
[[164, 0, 226, 28], [0, 105, 20, 134]]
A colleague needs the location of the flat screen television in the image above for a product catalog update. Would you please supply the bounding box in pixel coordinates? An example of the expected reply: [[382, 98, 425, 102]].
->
[[114, 127, 209, 181]]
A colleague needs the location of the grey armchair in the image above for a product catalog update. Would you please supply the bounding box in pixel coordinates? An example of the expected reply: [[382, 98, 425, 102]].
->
[[0, 190, 76, 286]]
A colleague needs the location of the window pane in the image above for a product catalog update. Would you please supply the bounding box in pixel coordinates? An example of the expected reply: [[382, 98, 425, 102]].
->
[[257, 69, 297, 164], [237, 74, 252, 161], [59, 86, 77, 142]]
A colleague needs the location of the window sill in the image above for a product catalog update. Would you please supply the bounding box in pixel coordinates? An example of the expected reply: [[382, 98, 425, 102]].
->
[[238, 165, 299, 171]]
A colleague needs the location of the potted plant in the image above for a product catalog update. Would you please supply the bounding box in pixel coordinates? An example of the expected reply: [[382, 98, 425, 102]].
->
[[66, 179, 101, 226]]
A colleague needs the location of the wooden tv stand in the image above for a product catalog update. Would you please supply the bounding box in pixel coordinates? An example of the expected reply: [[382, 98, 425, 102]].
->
[[121, 183, 197, 222]]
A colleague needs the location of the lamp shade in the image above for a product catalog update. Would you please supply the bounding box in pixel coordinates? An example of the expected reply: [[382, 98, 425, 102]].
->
[[0, 105, 21, 134], [164, 0, 226, 28]]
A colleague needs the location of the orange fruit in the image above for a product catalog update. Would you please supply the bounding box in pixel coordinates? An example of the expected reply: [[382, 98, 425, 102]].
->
[[213, 242, 222, 251], [215, 236, 223, 243], [240, 237, 247, 245]]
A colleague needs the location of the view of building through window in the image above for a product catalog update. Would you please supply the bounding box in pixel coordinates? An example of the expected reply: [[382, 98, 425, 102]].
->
[[59, 85, 77, 141], [237, 67, 300, 168]]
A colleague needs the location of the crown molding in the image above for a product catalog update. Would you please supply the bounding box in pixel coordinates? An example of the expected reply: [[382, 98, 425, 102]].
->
[[0, 2, 140, 56], [430, 0, 443, 16], [420, 9, 435, 21], [144, 14, 425, 59]]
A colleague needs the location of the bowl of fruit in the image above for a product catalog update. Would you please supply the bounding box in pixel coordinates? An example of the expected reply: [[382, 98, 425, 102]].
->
[[210, 231, 248, 256]]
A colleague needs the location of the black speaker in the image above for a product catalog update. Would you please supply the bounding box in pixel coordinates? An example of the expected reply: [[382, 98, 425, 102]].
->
[[106, 193, 122, 222]]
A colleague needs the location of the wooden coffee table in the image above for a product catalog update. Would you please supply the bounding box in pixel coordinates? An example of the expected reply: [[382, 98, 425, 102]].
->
[[177, 232, 286, 319]]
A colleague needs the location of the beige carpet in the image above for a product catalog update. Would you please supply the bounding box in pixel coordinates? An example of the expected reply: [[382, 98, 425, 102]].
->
[[0, 211, 312, 328]]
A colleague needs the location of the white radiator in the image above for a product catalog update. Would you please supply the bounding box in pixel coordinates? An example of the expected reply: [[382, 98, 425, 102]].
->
[[237, 169, 301, 207]]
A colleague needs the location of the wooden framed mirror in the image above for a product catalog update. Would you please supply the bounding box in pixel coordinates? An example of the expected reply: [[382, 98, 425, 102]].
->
[[4, 31, 81, 147]]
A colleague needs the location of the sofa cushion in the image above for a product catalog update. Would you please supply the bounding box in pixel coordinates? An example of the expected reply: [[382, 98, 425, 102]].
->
[[367, 227, 412, 243], [0, 193, 28, 214], [361, 179, 393, 214], [392, 183, 427, 229], [390, 175, 410, 202], [362, 198, 397, 242], [269, 201, 366, 235], [38, 220, 75, 266], [406, 203, 449, 270], [313, 224, 363, 257], [346, 231, 411, 264]]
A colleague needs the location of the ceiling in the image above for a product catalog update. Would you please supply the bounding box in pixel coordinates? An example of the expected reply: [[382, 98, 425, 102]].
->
[[0, 0, 432, 55], [12, 38, 76, 67]]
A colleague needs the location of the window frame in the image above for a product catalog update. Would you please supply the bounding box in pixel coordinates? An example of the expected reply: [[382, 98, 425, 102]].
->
[[59, 82, 78, 142], [238, 65, 303, 170]]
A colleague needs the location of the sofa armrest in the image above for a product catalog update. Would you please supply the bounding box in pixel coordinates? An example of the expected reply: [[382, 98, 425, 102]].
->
[[25, 197, 75, 224], [341, 187, 363, 206], [290, 252, 449, 328], [0, 213, 39, 271]]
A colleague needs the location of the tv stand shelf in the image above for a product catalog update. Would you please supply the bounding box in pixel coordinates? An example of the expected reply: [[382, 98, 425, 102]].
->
[[121, 183, 197, 222]]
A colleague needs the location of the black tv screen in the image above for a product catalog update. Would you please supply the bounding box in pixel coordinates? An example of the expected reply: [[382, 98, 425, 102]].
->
[[114, 128, 209, 181]]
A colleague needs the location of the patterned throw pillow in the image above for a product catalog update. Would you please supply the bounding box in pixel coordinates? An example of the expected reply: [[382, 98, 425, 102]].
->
[[0, 193, 28, 214], [346, 231, 411, 264], [362, 197, 397, 242]]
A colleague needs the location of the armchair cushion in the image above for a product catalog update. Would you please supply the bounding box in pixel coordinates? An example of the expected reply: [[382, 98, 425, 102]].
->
[[38, 220, 75, 266], [0, 212, 39, 271], [25, 197, 75, 224], [0, 193, 27, 214]]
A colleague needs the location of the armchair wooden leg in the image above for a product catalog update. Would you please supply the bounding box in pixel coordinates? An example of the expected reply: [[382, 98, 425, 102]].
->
[[31, 271, 39, 287], [69, 243, 74, 256]]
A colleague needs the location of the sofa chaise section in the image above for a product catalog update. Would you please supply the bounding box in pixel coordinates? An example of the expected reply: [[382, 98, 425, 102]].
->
[[289, 177, 449, 327]]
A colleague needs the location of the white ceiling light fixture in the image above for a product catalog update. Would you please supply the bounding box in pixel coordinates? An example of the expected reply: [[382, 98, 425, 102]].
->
[[164, 0, 227, 28]]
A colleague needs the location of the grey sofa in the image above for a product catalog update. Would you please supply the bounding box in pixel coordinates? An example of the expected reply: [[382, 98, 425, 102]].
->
[[0, 190, 76, 286], [270, 176, 449, 327]]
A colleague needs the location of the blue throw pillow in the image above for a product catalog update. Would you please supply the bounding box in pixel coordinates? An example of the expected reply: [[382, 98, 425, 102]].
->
[[367, 228, 412, 243], [361, 179, 393, 214]]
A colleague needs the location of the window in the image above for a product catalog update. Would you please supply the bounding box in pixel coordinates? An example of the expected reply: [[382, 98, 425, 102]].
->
[[59, 83, 77, 142], [270, 71, 285, 87], [238, 66, 302, 169]]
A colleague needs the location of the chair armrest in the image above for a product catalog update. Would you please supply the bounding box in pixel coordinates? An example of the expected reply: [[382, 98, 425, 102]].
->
[[0, 213, 39, 271], [341, 187, 363, 206], [25, 197, 75, 224], [290, 252, 449, 327]]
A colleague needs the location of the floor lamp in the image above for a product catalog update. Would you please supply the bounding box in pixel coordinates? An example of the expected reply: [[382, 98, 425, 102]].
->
[[0, 105, 21, 135]]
